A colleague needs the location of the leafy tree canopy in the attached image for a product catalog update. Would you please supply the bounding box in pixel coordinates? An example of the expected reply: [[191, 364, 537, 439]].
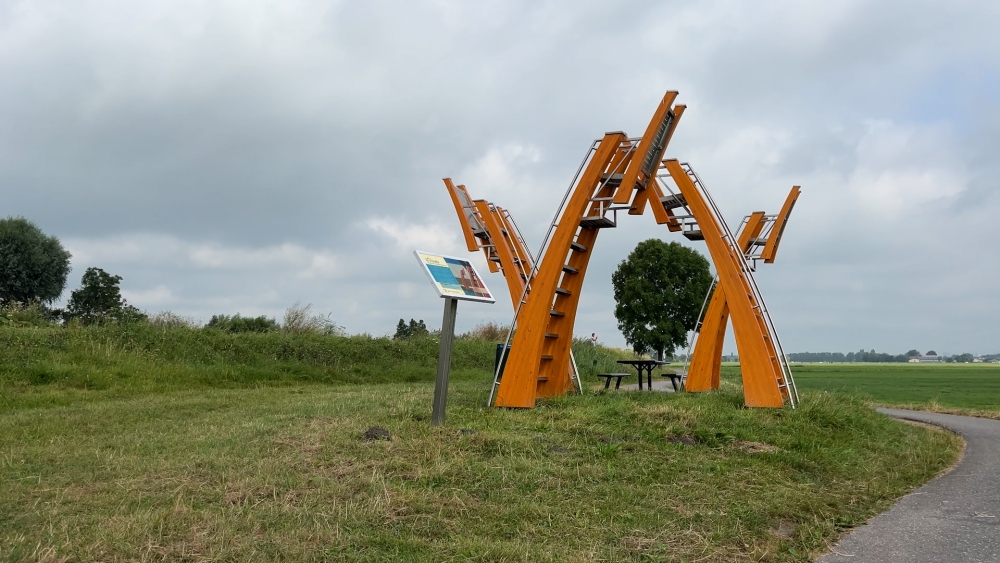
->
[[0, 217, 71, 305], [394, 318, 429, 340], [611, 239, 713, 360], [906, 349, 921, 357], [66, 267, 146, 325]]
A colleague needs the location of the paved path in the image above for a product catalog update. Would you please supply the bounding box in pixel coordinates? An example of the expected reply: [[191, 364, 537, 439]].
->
[[618, 379, 677, 392], [818, 408, 1000, 563]]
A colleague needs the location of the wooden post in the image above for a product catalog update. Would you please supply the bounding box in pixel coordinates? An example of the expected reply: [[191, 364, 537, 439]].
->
[[432, 297, 459, 425]]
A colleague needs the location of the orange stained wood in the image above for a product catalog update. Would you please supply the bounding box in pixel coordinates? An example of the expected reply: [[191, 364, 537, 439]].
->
[[620, 103, 686, 216], [686, 185, 800, 392], [628, 184, 651, 216], [494, 132, 628, 408], [444, 182, 581, 385], [761, 186, 800, 264], [493, 207, 533, 285], [535, 224, 597, 397], [685, 212, 767, 392], [444, 178, 480, 252], [496, 92, 687, 408], [613, 92, 679, 204], [474, 200, 526, 307], [663, 160, 786, 407], [645, 174, 682, 230], [476, 90, 794, 409], [493, 206, 578, 385]]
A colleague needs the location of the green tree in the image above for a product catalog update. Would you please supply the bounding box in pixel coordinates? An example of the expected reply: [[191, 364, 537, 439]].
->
[[66, 267, 146, 325], [906, 349, 921, 357], [611, 239, 713, 360], [0, 217, 71, 305], [394, 318, 428, 340]]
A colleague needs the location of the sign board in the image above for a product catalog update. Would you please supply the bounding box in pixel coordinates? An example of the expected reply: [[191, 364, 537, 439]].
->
[[414, 251, 495, 303]]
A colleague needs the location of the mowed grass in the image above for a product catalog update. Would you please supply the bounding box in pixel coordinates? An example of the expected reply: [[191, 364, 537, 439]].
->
[[0, 327, 963, 562], [789, 363, 1000, 414]]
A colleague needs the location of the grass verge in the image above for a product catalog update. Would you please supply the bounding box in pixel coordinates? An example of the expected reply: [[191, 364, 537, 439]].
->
[[2, 379, 959, 561]]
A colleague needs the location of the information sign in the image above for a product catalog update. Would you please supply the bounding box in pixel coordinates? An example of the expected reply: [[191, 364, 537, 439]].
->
[[414, 251, 495, 303]]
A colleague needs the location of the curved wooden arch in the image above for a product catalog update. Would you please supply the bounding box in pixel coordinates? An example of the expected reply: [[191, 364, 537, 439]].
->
[[443, 180, 580, 386], [685, 187, 800, 392], [445, 90, 796, 409], [496, 92, 688, 407]]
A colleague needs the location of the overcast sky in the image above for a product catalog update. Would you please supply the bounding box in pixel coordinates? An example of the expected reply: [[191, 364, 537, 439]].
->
[[3, 0, 999, 355]]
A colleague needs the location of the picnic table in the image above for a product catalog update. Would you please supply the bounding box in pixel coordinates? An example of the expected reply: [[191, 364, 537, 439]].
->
[[616, 359, 671, 391]]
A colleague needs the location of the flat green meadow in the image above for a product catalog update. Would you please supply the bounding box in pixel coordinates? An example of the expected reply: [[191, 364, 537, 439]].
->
[[789, 362, 1000, 415], [0, 327, 965, 562]]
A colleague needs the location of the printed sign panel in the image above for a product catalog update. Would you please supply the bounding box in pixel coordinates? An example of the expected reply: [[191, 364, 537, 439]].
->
[[414, 251, 495, 303]]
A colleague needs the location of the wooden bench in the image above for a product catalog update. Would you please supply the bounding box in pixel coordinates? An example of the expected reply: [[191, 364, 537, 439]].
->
[[597, 373, 630, 390], [661, 372, 685, 392]]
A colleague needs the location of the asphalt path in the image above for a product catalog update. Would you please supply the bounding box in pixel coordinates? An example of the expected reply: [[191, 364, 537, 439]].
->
[[817, 408, 1000, 563]]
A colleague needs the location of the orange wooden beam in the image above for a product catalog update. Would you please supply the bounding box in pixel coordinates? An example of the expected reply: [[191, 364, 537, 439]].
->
[[761, 186, 800, 264], [663, 160, 786, 407], [613, 92, 679, 204], [495, 132, 628, 408], [685, 212, 767, 392], [474, 200, 527, 307], [443, 178, 481, 252]]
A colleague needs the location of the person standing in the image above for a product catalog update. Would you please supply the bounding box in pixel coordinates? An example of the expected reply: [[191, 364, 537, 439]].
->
[[590, 333, 598, 347]]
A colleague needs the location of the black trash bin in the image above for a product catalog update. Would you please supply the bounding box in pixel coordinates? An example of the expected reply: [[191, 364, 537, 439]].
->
[[494, 344, 512, 378]]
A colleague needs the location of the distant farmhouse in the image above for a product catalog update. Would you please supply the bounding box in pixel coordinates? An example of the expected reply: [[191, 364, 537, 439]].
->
[[908, 354, 943, 363]]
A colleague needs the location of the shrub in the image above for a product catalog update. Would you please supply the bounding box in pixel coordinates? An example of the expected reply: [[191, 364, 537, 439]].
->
[[460, 321, 510, 341], [0, 301, 58, 327], [283, 302, 345, 335], [148, 311, 199, 329], [205, 314, 278, 333]]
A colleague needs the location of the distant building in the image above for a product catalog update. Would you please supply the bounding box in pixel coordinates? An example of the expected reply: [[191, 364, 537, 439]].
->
[[909, 354, 942, 363]]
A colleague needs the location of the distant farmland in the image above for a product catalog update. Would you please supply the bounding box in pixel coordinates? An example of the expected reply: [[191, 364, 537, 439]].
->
[[787, 363, 1000, 412]]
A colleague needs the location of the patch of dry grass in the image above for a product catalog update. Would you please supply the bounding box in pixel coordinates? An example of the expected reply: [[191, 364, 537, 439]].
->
[[0, 380, 960, 562]]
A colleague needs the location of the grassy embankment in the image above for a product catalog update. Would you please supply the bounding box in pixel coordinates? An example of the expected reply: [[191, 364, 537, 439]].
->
[[1, 326, 960, 562]]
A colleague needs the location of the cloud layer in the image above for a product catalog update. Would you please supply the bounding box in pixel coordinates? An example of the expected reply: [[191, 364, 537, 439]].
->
[[3, 0, 999, 353]]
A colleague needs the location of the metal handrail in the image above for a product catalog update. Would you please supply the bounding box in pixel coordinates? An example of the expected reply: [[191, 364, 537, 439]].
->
[[682, 163, 798, 406]]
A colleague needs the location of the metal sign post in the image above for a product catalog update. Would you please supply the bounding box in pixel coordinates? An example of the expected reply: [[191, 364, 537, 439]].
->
[[432, 297, 459, 425], [413, 251, 495, 426]]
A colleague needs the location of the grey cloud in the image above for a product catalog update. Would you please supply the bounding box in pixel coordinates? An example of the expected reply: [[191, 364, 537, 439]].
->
[[3, 0, 1000, 354]]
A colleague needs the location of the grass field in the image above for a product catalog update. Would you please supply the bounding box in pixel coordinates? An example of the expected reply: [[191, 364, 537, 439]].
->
[[0, 327, 965, 562], [787, 363, 1000, 415]]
